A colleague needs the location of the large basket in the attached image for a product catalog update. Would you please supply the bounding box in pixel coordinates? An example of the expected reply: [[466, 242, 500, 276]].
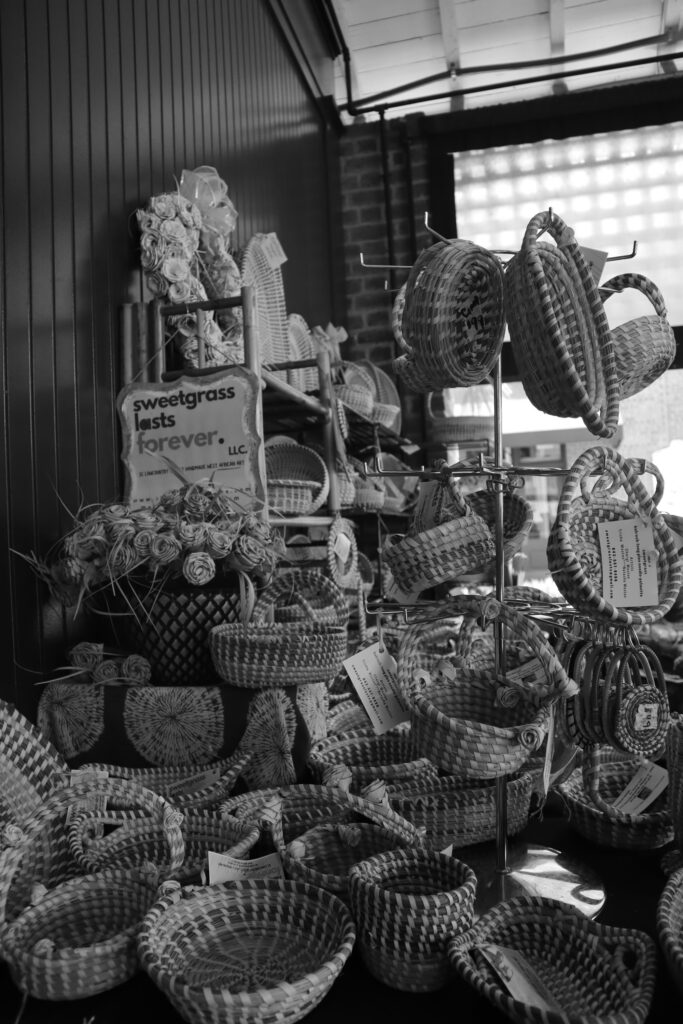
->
[[557, 745, 673, 851], [387, 770, 534, 850], [504, 208, 620, 438], [394, 240, 505, 392], [349, 848, 476, 992], [547, 445, 682, 625], [600, 272, 676, 399], [137, 878, 356, 1024], [0, 697, 68, 830], [448, 895, 657, 1024], [657, 865, 683, 996], [307, 724, 438, 792]]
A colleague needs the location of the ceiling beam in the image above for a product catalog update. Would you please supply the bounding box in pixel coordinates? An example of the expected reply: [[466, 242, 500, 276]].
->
[[328, 0, 364, 108]]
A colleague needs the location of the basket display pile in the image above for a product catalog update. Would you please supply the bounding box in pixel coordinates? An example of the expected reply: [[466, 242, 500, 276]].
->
[[137, 878, 356, 1024], [349, 847, 477, 992], [448, 895, 657, 1024]]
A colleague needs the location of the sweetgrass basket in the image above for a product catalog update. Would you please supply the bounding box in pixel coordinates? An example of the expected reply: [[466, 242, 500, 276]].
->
[[387, 770, 534, 850], [547, 445, 682, 625], [599, 272, 676, 400], [265, 443, 329, 515], [0, 697, 68, 830], [307, 724, 438, 792], [395, 239, 505, 391], [504, 208, 620, 438], [427, 391, 494, 446], [220, 782, 360, 844], [357, 359, 402, 433], [287, 313, 320, 393], [448, 896, 657, 1024], [465, 488, 534, 564], [657, 865, 683, 996], [137, 878, 356, 1024], [251, 568, 349, 628], [348, 457, 386, 512], [238, 234, 290, 372], [557, 745, 673, 851], [349, 847, 477, 992], [209, 619, 347, 687]]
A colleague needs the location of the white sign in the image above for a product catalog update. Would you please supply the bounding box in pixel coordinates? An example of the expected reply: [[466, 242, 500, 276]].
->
[[610, 760, 668, 815], [343, 641, 409, 734], [117, 367, 265, 509], [597, 518, 659, 607]]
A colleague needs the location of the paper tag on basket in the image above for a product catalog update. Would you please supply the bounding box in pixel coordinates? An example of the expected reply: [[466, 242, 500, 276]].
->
[[259, 232, 287, 269], [579, 245, 608, 284], [476, 944, 563, 1012], [207, 850, 284, 885], [541, 703, 555, 796], [343, 641, 409, 734], [400, 442, 420, 456], [610, 760, 668, 815], [441, 843, 454, 857], [597, 518, 659, 607], [333, 530, 352, 563], [384, 572, 421, 606], [165, 765, 222, 799]]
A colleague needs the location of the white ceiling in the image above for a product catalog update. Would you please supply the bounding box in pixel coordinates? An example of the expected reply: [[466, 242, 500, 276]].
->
[[330, 0, 683, 121]]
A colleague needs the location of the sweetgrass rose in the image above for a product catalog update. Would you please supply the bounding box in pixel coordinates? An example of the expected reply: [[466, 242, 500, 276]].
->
[[227, 534, 267, 572], [148, 532, 183, 566], [121, 654, 152, 686], [243, 516, 273, 546], [136, 210, 161, 233], [182, 551, 216, 586], [183, 486, 213, 519], [100, 504, 131, 522], [68, 641, 104, 672], [205, 525, 235, 559], [92, 659, 122, 683], [132, 528, 157, 558], [131, 509, 162, 530], [177, 519, 207, 550], [161, 254, 191, 283], [149, 193, 178, 219], [108, 540, 140, 578], [157, 489, 183, 512], [107, 519, 136, 543], [160, 217, 190, 244], [146, 271, 169, 297], [168, 278, 195, 304], [140, 230, 165, 272]]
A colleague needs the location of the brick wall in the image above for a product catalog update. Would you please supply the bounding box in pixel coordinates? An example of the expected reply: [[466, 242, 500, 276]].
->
[[338, 117, 432, 446]]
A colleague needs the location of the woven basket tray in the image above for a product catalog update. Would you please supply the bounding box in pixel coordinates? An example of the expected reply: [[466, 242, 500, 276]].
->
[[137, 878, 356, 1024], [349, 847, 477, 992], [448, 895, 657, 1024], [0, 697, 68, 831]]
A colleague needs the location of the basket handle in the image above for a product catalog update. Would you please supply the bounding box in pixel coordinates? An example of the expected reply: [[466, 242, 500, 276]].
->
[[557, 445, 658, 523], [599, 272, 668, 319]]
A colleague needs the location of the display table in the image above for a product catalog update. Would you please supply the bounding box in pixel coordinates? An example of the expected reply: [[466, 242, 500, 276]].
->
[[2, 793, 681, 1023]]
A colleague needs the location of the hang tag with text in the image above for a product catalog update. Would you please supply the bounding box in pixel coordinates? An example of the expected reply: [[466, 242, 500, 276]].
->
[[597, 518, 659, 607], [579, 245, 608, 284], [166, 765, 222, 799], [610, 760, 668, 815], [260, 232, 288, 269], [476, 944, 563, 1012], [207, 850, 284, 885], [343, 641, 409, 734], [333, 531, 352, 563]]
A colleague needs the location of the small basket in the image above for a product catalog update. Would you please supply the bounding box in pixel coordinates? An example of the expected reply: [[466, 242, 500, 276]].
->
[[557, 745, 673, 851], [307, 725, 438, 792], [357, 359, 402, 433], [657, 865, 683, 996], [448, 895, 657, 1024], [465, 488, 534, 564], [387, 770, 534, 850], [371, 401, 402, 430], [137, 878, 356, 1024], [0, 697, 68, 830], [504, 209, 620, 438], [547, 445, 682, 625], [251, 568, 349, 628], [349, 848, 476, 992], [600, 272, 676, 400], [220, 782, 359, 845], [209, 621, 347, 687], [265, 442, 329, 515], [349, 462, 386, 512]]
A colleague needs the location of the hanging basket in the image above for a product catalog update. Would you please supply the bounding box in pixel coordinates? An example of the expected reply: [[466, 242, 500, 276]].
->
[[427, 391, 494, 446]]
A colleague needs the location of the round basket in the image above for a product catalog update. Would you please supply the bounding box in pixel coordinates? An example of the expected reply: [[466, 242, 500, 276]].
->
[[357, 359, 402, 433], [504, 209, 620, 438], [0, 697, 68, 831], [465, 488, 535, 564], [387, 770, 534, 850], [557, 745, 673, 851], [392, 283, 409, 352], [447, 895, 657, 1024], [547, 445, 682, 625], [137, 878, 356, 1024], [657, 865, 683, 997], [265, 443, 329, 516], [600, 272, 676, 400], [209, 620, 347, 687], [349, 848, 476, 993], [396, 240, 505, 391], [307, 725, 438, 792]]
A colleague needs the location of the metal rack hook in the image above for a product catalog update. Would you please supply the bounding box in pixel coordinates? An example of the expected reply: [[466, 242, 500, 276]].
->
[[423, 211, 451, 244], [606, 240, 638, 262], [359, 252, 411, 270]]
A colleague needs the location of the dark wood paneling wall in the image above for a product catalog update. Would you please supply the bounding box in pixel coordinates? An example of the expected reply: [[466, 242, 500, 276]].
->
[[0, 0, 342, 713]]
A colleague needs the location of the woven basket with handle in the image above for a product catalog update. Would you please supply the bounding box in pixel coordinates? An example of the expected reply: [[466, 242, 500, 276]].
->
[[600, 272, 676, 399]]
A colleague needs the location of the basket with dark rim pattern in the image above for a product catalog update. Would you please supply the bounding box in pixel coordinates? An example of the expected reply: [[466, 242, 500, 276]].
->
[[448, 895, 657, 1024], [504, 208, 620, 438], [547, 445, 682, 625], [0, 697, 68, 830], [137, 877, 356, 1024], [349, 847, 477, 992], [599, 272, 676, 400]]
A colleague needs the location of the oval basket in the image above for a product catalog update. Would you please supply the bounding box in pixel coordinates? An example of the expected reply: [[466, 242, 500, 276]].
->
[[137, 878, 356, 1024], [209, 621, 347, 687], [307, 725, 438, 792], [265, 443, 329, 516], [349, 847, 477, 992], [448, 895, 657, 1024], [547, 445, 682, 625]]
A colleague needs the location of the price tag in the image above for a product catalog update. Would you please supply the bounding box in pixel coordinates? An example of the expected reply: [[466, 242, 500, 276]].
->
[[166, 765, 222, 799], [207, 850, 284, 885], [259, 232, 288, 269], [333, 531, 352, 562], [476, 944, 563, 1012], [400, 442, 420, 456], [597, 518, 659, 607], [579, 245, 608, 284], [610, 760, 668, 815], [343, 641, 409, 734]]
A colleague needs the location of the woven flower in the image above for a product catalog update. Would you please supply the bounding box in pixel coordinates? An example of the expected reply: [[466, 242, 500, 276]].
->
[[228, 534, 268, 572], [133, 528, 157, 558], [243, 515, 272, 546], [182, 551, 216, 587], [67, 642, 104, 673], [176, 519, 207, 550], [183, 486, 213, 519], [121, 654, 152, 686], [92, 659, 122, 684], [131, 510, 161, 530], [108, 540, 140, 577], [205, 526, 234, 560], [148, 533, 183, 566], [123, 687, 223, 764]]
